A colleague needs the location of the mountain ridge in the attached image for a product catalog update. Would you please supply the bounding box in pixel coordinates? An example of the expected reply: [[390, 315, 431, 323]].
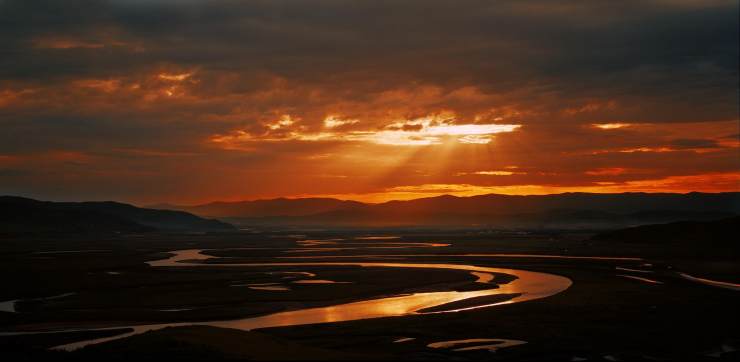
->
[[153, 192, 740, 228], [0, 196, 235, 235]]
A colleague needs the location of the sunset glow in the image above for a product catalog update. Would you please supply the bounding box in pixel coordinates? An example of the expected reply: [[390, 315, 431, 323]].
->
[[1, 3, 739, 362], [592, 123, 631, 130], [0, 0, 737, 205]]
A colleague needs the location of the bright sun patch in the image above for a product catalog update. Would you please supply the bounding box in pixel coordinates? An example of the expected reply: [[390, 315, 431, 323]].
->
[[592, 123, 630, 130], [211, 113, 521, 147]]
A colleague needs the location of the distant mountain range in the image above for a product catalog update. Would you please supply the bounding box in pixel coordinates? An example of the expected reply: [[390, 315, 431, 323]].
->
[[0, 196, 234, 235], [152, 192, 740, 229]]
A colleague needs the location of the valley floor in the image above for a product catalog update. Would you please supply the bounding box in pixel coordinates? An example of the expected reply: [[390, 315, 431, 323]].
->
[[0, 230, 737, 360]]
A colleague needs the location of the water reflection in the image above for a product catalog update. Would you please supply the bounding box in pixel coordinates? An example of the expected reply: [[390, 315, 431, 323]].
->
[[1, 293, 76, 313], [679, 273, 740, 291], [0, 300, 18, 313], [428, 338, 527, 352], [248, 286, 291, 291], [231, 282, 293, 291], [292, 280, 351, 284], [615, 266, 652, 273], [268, 271, 317, 278], [47, 249, 571, 351], [617, 275, 663, 284], [150, 251, 572, 313], [471, 272, 494, 284]]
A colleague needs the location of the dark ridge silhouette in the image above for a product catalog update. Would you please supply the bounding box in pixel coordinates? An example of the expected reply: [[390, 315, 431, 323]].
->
[[150, 197, 365, 218], [157, 192, 740, 228], [589, 216, 740, 261], [591, 216, 739, 246], [0, 196, 235, 235]]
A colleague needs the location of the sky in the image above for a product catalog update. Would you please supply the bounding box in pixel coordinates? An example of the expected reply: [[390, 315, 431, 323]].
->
[[0, 0, 738, 205]]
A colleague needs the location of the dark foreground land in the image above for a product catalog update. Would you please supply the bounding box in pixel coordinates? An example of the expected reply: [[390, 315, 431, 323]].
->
[[0, 226, 738, 360]]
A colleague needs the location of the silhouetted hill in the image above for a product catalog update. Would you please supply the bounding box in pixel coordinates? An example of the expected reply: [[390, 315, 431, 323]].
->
[[589, 216, 740, 261], [158, 192, 740, 229], [591, 216, 739, 246], [152, 198, 365, 218], [0, 196, 235, 235]]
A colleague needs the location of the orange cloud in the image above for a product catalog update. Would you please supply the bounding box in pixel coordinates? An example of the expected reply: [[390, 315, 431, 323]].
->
[[315, 172, 740, 203], [457, 170, 526, 176], [1, 0, 737, 204], [210, 113, 521, 147], [585, 167, 626, 176]]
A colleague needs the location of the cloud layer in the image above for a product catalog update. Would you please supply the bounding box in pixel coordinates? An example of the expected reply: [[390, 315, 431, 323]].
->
[[0, 0, 738, 203]]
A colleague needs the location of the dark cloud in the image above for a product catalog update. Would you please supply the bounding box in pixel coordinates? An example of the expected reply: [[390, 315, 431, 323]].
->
[[0, 0, 737, 202], [669, 138, 720, 149], [2, 1, 736, 104]]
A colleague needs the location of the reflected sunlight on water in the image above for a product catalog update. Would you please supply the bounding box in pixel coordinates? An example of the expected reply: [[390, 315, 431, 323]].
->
[[428, 338, 527, 351], [46, 249, 571, 351], [471, 271, 494, 283]]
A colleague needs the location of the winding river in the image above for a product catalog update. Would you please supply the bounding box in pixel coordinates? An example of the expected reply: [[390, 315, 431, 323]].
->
[[5, 248, 573, 351]]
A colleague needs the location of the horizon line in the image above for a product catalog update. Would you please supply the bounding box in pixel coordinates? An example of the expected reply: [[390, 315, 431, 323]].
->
[[6, 190, 740, 208]]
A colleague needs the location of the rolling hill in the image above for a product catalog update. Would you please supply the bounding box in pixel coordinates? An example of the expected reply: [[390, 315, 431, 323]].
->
[[0, 196, 235, 235], [591, 216, 739, 246]]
